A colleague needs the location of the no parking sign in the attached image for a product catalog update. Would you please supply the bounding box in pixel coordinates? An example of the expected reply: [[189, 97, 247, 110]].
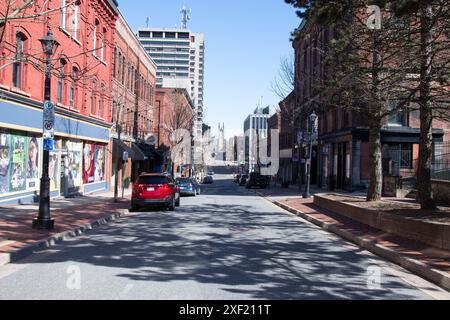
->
[[43, 100, 55, 139]]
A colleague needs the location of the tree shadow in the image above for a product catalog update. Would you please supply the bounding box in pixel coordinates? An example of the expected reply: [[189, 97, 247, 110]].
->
[[16, 200, 434, 300]]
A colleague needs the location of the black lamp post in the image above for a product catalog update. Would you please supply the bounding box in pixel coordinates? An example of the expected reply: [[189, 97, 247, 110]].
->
[[303, 111, 318, 199], [33, 30, 59, 230]]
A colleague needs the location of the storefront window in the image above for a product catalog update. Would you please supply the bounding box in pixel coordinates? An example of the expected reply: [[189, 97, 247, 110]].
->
[[0, 130, 11, 194], [388, 143, 412, 169], [83, 143, 105, 184], [9, 133, 27, 192]]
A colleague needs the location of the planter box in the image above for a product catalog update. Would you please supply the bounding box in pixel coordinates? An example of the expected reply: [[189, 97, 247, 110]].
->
[[314, 194, 450, 250]]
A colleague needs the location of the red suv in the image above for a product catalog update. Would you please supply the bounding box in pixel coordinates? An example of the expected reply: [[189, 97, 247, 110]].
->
[[131, 173, 180, 212]]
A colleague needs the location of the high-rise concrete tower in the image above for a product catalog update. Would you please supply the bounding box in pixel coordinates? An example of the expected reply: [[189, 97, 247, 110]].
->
[[137, 9, 205, 154]]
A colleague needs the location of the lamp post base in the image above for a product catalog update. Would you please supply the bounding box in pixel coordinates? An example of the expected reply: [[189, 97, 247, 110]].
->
[[32, 217, 55, 230]]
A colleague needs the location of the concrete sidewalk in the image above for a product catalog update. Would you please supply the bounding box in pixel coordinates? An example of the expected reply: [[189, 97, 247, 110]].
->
[[253, 186, 450, 291], [0, 190, 131, 266]]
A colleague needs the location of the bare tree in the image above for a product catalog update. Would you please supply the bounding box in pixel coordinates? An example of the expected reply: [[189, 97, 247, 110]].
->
[[286, 0, 419, 201], [161, 88, 194, 176], [391, 0, 450, 209]]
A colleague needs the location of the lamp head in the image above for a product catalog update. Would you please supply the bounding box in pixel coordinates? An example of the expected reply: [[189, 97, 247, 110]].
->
[[39, 29, 60, 57]]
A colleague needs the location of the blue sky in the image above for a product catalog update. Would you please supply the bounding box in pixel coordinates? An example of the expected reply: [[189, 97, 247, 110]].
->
[[119, 0, 300, 138]]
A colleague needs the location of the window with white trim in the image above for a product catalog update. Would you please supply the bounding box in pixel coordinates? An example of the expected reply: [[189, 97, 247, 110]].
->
[[60, 0, 67, 29]]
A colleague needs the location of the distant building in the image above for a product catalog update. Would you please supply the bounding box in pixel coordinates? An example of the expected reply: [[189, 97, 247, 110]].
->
[[216, 123, 226, 161], [243, 106, 272, 172]]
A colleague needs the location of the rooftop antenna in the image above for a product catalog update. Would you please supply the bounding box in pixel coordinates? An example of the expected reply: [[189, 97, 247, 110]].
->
[[180, 5, 191, 29], [146, 17, 150, 28]]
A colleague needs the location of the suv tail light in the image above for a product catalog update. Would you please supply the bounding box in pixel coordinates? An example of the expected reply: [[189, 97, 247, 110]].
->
[[132, 184, 144, 197]]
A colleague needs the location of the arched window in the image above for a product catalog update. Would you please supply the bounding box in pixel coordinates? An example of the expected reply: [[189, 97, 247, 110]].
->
[[69, 67, 79, 109], [68, 1, 80, 39], [98, 83, 105, 118], [13, 33, 27, 89], [101, 28, 107, 61], [90, 79, 97, 114], [93, 19, 99, 55], [121, 57, 125, 84], [113, 47, 117, 78], [117, 51, 122, 79], [57, 59, 67, 103]]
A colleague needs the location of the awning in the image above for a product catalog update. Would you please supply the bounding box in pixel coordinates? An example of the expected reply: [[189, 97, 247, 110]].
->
[[133, 143, 164, 162], [112, 139, 135, 159], [131, 143, 146, 161]]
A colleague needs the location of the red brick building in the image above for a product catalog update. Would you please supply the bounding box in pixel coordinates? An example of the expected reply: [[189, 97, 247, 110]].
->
[[0, 0, 118, 204], [293, 19, 450, 193], [273, 91, 299, 185], [154, 88, 194, 177], [110, 12, 157, 191]]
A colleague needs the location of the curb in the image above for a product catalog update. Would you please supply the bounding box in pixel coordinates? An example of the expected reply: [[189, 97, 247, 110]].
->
[[271, 200, 450, 292], [0, 208, 129, 267]]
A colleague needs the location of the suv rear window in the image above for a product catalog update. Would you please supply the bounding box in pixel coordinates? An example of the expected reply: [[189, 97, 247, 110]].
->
[[138, 176, 169, 185]]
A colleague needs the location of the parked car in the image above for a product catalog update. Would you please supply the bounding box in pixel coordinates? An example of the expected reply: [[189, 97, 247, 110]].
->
[[234, 174, 241, 183], [203, 175, 214, 184], [239, 174, 248, 186], [131, 173, 180, 212], [207, 170, 215, 176], [176, 177, 201, 196], [246, 172, 269, 189]]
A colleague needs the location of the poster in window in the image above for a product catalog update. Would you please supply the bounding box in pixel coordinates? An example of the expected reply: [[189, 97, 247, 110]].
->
[[0, 131, 10, 194], [65, 140, 82, 190], [9, 134, 27, 192], [83, 143, 95, 184], [49, 139, 60, 191], [26, 137, 40, 190], [94, 145, 105, 182]]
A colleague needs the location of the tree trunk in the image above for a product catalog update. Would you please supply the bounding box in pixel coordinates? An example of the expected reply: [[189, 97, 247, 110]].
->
[[367, 114, 382, 201], [417, 2, 436, 210], [367, 31, 383, 202]]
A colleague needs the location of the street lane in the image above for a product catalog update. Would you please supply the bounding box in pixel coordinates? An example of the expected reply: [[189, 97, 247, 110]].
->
[[0, 172, 447, 299]]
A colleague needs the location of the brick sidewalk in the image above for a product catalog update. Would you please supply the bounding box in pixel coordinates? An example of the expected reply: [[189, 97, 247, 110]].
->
[[0, 192, 131, 262], [272, 196, 450, 290]]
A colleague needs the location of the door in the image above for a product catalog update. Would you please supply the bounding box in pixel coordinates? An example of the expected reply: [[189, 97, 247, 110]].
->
[[60, 155, 67, 196]]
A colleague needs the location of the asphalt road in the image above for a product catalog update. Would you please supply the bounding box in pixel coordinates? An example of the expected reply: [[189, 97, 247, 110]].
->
[[0, 170, 448, 300]]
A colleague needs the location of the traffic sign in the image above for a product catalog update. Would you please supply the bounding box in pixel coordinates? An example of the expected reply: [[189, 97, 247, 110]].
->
[[43, 100, 55, 139], [43, 138, 54, 151]]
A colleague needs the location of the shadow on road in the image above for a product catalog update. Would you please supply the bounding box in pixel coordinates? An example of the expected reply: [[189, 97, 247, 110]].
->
[[14, 197, 430, 299]]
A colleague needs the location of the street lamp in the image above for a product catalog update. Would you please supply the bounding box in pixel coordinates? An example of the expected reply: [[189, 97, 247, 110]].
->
[[303, 111, 318, 199], [33, 29, 59, 230]]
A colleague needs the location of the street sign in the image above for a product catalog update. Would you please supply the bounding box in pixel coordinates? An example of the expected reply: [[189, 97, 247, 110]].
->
[[297, 131, 303, 144], [145, 134, 157, 146], [43, 138, 54, 151], [122, 151, 129, 162], [43, 100, 55, 139]]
